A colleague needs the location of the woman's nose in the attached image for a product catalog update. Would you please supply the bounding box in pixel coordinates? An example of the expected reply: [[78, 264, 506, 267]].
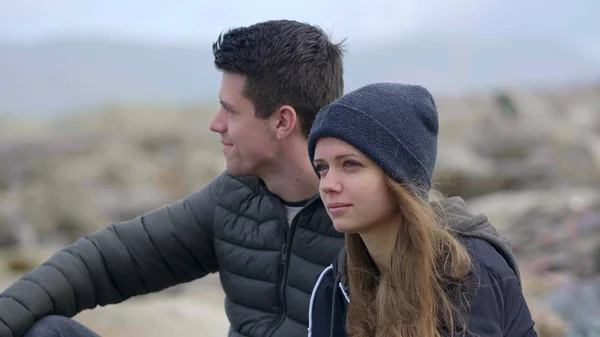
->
[[320, 170, 342, 194]]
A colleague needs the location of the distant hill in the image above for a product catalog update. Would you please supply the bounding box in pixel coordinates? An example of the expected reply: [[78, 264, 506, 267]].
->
[[1, 36, 599, 116]]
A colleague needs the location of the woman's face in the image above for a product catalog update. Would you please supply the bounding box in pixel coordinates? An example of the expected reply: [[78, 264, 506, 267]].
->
[[313, 137, 400, 234]]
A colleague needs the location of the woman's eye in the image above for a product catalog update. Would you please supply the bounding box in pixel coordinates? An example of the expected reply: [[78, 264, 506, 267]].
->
[[343, 161, 359, 168], [315, 164, 327, 172]]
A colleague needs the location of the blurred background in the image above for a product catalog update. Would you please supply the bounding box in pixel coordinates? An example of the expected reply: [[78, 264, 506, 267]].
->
[[1, 1, 600, 336]]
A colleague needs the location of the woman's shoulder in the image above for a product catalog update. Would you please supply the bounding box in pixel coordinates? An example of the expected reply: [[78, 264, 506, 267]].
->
[[460, 236, 519, 284], [459, 237, 538, 336]]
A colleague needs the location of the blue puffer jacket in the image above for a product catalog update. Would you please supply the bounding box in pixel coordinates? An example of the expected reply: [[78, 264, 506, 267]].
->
[[308, 198, 539, 337]]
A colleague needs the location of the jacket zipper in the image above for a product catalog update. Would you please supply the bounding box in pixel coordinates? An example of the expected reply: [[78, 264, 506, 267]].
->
[[266, 197, 319, 337], [265, 214, 293, 337]]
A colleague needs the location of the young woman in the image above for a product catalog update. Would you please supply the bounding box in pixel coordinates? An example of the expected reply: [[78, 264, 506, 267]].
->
[[306, 83, 537, 337]]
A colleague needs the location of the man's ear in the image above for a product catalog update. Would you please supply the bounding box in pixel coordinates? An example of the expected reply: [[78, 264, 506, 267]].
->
[[271, 105, 298, 140]]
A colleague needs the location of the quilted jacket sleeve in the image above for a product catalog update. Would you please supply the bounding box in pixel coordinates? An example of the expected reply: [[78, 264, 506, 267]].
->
[[0, 172, 225, 337]]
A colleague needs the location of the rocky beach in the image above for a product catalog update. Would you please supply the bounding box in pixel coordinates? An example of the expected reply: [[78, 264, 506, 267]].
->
[[1, 84, 599, 336]]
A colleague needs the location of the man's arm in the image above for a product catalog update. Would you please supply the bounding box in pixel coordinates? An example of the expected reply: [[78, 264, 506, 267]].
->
[[0, 172, 225, 337]]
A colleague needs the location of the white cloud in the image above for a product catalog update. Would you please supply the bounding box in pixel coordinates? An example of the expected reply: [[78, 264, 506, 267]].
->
[[0, 0, 493, 43], [2, 0, 596, 56]]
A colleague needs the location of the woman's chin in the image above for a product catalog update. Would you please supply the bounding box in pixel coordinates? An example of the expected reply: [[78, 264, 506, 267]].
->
[[332, 221, 356, 234]]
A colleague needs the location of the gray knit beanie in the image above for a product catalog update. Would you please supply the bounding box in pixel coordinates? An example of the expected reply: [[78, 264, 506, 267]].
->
[[307, 83, 439, 198]]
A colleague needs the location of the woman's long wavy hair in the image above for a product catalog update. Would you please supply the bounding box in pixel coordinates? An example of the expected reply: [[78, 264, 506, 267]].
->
[[345, 177, 474, 337]]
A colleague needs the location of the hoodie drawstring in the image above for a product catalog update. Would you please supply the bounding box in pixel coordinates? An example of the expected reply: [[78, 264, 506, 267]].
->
[[330, 272, 342, 336]]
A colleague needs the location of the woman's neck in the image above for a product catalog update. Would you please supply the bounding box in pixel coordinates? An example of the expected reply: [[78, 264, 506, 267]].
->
[[358, 215, 402, 274]]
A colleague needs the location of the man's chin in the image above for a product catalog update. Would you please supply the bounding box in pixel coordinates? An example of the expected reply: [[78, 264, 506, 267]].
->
[[225, 163, 252, 177]]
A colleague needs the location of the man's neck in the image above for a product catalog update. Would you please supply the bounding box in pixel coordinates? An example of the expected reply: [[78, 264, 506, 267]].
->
[[260, 139, 320, 203]]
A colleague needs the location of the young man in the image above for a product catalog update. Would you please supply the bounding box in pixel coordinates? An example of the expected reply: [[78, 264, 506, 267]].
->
[[0, 20, 346, 337]]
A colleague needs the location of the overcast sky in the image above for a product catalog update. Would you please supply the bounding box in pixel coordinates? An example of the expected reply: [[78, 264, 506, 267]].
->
[[0, 0, 598, 64], [1, 0, 598, 46]]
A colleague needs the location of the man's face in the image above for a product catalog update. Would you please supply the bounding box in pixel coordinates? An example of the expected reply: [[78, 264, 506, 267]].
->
[[209, 72, 278, 176]]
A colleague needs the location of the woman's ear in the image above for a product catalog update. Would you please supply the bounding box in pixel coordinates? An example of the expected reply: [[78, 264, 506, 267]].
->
[[271, 105, 298, 140]]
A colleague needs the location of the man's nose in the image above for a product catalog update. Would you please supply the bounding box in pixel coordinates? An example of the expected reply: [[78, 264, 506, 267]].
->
[[209, 110, 226, 133]]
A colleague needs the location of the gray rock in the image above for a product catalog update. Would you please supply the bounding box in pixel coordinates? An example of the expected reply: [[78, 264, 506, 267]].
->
[[467, 188, 600, 277], [433, 90, 600, 199]]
